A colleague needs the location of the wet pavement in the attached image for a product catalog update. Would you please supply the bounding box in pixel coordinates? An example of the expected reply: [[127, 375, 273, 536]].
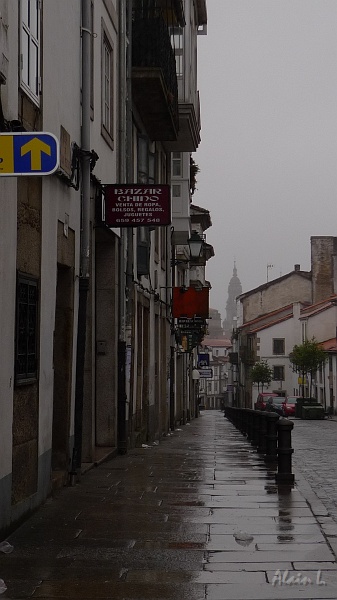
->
[[1, 411, 337, 599], [292, 417, 337, 526]]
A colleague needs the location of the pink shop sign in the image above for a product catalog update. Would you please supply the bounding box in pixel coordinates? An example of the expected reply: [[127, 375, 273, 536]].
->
[[104, 184, 171, 227]]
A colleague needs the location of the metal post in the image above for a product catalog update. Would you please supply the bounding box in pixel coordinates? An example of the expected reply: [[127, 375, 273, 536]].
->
[[264, 412, 279, 464], [275, 418, 295, 484], [72, 0, 91, 473]]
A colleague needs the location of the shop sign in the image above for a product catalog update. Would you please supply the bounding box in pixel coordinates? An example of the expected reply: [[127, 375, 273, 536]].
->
[[104, 184, 171, 227]]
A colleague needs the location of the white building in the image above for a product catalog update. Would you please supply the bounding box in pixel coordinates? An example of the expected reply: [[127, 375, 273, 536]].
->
[[199, 338, 231, 409], [0, 0, 210, 536]]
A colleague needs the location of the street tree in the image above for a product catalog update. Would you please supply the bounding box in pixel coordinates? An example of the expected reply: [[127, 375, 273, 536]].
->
[[250, 361, 273, 392], [289, 338, 327, 397]]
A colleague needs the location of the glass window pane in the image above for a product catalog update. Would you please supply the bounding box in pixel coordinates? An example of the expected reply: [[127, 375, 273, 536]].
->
[[22, 0, 29, 27], [172, 161, 181, 176], [22, 30, 29, 86], [30, 0, 38, 39], [149, 154, 155, 183], [30, 41, 38, 95], [138, 138, 148, 177]]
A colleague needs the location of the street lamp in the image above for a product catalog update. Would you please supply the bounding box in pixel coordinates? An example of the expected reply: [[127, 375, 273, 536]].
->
[[171, 231, 204, 266], [188, 231, 204, 260]]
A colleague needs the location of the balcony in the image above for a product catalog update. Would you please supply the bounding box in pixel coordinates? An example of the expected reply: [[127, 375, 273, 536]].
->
[[164, 93, 201, 152], [132, 9, 179, 141]]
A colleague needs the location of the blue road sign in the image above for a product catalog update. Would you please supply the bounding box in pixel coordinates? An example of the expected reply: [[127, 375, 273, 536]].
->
[[0, 132, 59, 176]]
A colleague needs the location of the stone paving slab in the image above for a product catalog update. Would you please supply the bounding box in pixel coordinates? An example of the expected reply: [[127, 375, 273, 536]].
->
[[207, 546, 335, 563], [1, 412, 337, 600]]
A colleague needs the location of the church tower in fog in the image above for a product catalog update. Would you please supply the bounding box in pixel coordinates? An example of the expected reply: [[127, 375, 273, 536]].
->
[[223, 262, 242, 337]]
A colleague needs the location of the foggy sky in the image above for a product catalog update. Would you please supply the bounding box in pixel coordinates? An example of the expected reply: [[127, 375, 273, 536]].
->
[[194, 1, 337, 321]]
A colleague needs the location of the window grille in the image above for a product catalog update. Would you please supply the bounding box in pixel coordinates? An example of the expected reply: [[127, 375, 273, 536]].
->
[[16, 274, 38, 382]]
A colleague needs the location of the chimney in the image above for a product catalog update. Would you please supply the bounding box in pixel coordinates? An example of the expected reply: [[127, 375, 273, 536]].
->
[[294, 264, 300, 272]]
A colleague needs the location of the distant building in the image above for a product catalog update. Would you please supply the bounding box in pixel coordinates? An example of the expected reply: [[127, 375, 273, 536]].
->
[[236, 236, 337, 408], [208, 308, 224, 338], [223, 262, 242, 337], [199, 338, 232, 409]]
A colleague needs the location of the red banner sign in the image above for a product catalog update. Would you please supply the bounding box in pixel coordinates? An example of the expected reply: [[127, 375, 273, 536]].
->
[[104, 184, 171, 227], [172, 287, 209, 319]]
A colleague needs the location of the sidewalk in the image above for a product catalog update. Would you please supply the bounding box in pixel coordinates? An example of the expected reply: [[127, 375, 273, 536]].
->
[[1, 411, 337, 599]]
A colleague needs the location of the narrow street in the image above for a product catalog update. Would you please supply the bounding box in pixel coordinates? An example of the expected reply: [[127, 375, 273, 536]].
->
[[1, 411, 337, 599]]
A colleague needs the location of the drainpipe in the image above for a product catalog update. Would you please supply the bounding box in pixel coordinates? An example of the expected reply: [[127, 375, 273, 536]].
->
[[73, 0, 91, 472], [125, 0, 134, 445], [117, 0, 133, 454]]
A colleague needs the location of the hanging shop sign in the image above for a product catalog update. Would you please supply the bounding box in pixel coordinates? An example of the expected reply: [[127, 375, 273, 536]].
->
[[177, 316, 206, 332], [104, 184, 171, 227], [176, 317, 207, 352], [172, 286, 209, 319]]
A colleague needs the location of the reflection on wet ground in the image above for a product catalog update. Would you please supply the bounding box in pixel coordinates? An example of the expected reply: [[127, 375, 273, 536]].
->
[[1, 411, 337, 598]]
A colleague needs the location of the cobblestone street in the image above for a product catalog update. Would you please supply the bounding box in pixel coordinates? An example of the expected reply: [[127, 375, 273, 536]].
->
[[292, 417, 337, 523]]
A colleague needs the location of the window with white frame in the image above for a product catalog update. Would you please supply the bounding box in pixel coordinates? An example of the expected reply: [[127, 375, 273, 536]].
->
[[20, 0, 40, 102], [102, 27, 114, 143], [172, 184, 181, 198], [301, 320, 307, 342], [172, 152, 182, 177]]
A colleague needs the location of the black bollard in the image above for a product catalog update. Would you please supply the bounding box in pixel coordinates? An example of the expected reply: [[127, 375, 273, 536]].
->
[[241, 408, 248, 436], [264, 411, 279, 464], [275, 418, 295, 484], [246, 409, 254, 442], [252, 410, 261, 447], [257, 411, 267, 454]]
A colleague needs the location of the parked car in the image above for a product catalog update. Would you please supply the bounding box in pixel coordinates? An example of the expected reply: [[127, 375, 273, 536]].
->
[[265, 396, 285, 416], [282, 396, 301, 417], [255, 392, 277, 411]]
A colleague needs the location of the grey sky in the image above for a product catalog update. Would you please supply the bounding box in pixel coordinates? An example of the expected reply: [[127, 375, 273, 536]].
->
[[194, 0, 337, 320]]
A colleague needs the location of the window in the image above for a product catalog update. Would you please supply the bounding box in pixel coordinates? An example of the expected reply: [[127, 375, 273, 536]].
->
[[172, 152, 182, 177], [16, 274, 38, 382], [172, 184, 181, 197], [170, 26, 183, 77], [101, 26, 114, 144], [301, 320, 307, 342], [273, 338, 285, 355], [20, 0, 40, 102], [273, 366, 285, 381]]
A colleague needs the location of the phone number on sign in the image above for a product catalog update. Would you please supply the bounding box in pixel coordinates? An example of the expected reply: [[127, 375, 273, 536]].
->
[[115, 218, 162, 224]]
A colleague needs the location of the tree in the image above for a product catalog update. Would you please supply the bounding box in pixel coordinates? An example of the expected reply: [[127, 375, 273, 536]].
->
[[190, 157, 200, 195], [289, 338, 327, 397], [250, 361, 273, 392]]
